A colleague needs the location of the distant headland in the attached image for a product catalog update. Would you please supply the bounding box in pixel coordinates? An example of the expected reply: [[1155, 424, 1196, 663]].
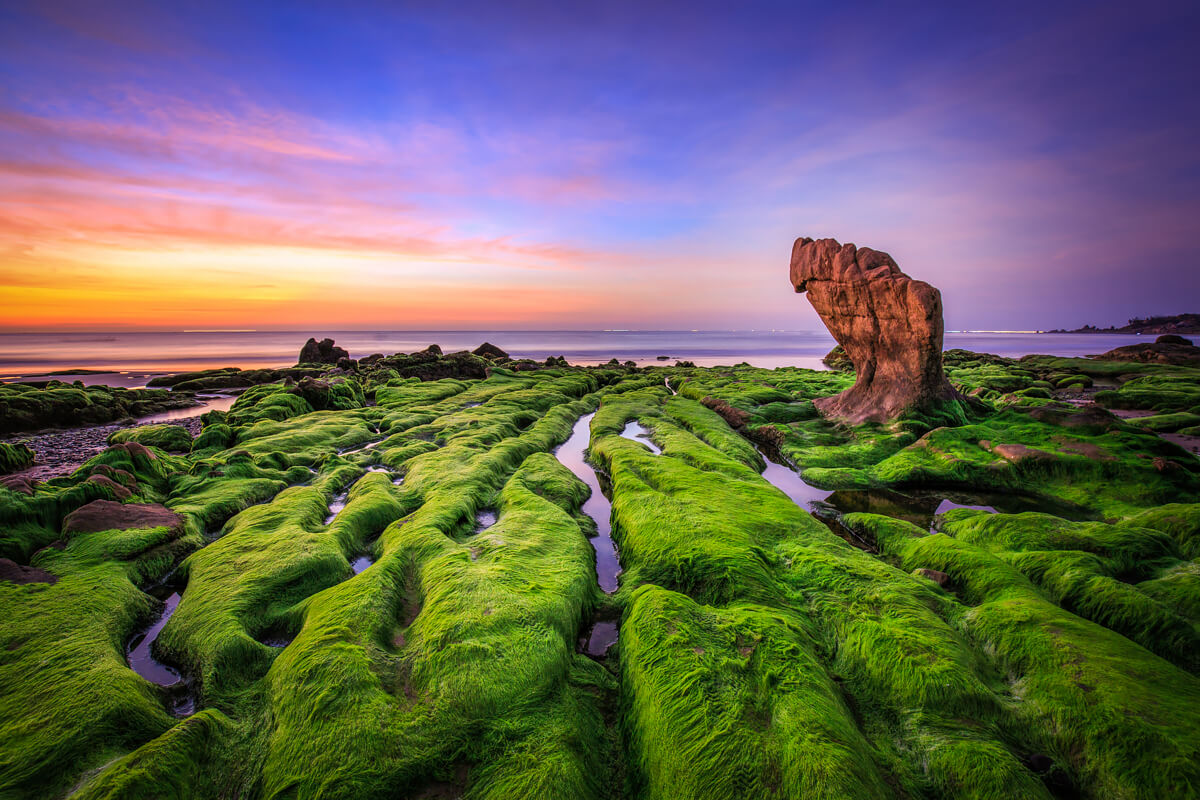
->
[[1048, 313, 1200, 335]]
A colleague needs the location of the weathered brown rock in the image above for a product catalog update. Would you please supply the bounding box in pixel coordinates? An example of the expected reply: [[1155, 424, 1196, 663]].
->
[[913, 568, 950, 587], [0, 558, 56, 584], [790, 237, 961, 423], [0, 474, 36, 495], [63, 499, 186, 535], [988, 443, 1056, 463]]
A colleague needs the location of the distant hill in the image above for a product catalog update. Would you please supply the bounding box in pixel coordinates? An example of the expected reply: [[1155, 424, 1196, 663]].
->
[[1049, 313, 1200, 335]]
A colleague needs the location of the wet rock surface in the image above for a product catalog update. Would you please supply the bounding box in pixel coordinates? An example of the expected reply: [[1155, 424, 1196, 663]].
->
[[1, 348, 1198, 800], [789, 236, 963, 423]]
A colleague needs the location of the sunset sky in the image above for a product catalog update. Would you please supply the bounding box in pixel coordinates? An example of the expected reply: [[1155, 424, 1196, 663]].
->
[[1, 0, 1197, 332]]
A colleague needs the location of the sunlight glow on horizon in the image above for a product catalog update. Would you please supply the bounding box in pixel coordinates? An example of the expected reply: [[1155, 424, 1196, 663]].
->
[[1, 1, 1197, 332]]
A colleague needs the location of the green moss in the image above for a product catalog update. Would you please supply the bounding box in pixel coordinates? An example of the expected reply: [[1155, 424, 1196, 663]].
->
[[0, 441, 34, 474], [935, 509, 1198, 670], [1128, 411, 1200, 432], [855, 512, 1200, 797], [858, 409, 1198, 517], [3, 357, 1198, 799], [0, 382, 196, 434], [190, 423, 233, 453], [620, 586, 889, 800], [108, 424, 194, 452], [0, 515, 199, 798]]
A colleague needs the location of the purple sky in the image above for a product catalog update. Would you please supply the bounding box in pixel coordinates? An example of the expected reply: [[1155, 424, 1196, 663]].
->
[[0, 0, 1197, 331]]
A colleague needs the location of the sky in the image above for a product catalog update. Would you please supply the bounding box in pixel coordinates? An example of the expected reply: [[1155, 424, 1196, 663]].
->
[[0, 0, 1197, 332]]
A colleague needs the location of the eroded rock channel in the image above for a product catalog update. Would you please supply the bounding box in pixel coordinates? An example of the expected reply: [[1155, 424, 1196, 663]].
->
[[3, 332, 1198, 800], [556, 411, 622, 657]]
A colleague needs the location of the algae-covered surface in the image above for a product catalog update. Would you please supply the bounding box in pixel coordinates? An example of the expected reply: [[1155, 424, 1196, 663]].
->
[[2, 353, 1198, 799]]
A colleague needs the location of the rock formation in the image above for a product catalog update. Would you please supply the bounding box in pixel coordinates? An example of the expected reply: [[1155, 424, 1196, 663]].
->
[[298, 337, 349, 365], [472, 342, 510, 360], [1095, 335, 1200, 366], [790, 236, 961, 423], [63, 499, 185, 536]]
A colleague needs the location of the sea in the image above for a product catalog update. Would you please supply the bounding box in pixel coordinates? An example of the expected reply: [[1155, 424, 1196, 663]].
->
[[0, 330, 1157, 388]]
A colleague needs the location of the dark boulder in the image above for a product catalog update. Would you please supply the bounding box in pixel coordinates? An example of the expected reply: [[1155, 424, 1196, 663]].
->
[[298, 337, 350, 365], [1029, 403, 1119, 431], [1157, 334, 1194, 346], [472, 342, 510, 361]]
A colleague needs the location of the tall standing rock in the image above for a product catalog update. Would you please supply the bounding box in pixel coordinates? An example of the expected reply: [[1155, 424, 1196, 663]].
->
[[790, 236, 961, 424]]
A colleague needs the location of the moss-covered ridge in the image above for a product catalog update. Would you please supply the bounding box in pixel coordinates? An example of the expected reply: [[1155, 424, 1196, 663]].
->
[[0, 354, 1197, 800]]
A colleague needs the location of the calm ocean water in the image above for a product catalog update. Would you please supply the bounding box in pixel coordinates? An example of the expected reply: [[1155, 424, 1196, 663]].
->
[[0, 330, 1155, 387]]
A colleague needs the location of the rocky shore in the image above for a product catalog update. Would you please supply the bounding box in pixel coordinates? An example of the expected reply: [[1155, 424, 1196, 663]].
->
[[2, 418, 202, 482], [1, 267, 1198, 799], [1050, 312, 1200, 335]]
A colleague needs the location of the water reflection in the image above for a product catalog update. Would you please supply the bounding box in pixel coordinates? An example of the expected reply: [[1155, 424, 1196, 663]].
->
[[582, 621, 618, 657], [556, 412, 621, 593], [620, 421, 662, 454], [138, 393, 238, 423]]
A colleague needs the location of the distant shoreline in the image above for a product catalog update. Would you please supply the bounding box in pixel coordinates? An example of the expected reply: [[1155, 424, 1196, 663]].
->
[[1045, 313, 1199, 336]]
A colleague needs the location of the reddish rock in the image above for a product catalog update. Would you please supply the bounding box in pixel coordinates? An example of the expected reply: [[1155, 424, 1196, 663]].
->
[[789, 237, 961, 423], [0, 558, 56, 585], [109, 441, 156, 461], [914, 568, 950, 587], [64, 499, 186, 534], [84, 474, 132, 500], [0, 475, 36, 495], [989, 443, 1055, 463], [89, 463, 138, 489]]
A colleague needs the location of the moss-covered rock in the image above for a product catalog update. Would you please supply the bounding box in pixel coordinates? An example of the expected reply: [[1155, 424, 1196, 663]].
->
[[2, 355, 1198, 799], [0, 442, 34, 474], [107, 424, 194, 452], [0, 382, 197, 434]]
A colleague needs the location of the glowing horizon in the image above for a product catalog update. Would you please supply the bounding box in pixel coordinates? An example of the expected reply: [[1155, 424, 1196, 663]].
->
[[1, 1, 1197, 332]]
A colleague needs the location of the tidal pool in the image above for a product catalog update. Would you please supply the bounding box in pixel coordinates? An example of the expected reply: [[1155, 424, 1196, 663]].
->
[[620, 420, 662, 454], [556, 412, 621, 593]]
